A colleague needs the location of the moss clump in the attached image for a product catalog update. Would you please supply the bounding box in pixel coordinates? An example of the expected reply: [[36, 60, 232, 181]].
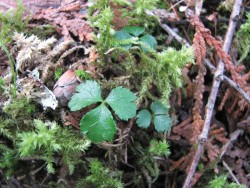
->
[[207, 175, 247, 188], [76, 159, 123, 188], [17, 119, 91, 174], [236, 13, 250, 63]]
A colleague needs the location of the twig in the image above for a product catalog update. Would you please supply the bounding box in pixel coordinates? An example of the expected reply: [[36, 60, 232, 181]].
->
[[222, 160, 241, 184], [220, 130, 243, 184], [164, 17, 243, 27], [222, 75, 250, 103], [156, 16, 250, 104], [57, 46, 86, 64], [204, 60, 250, 104], [200, 0, 242, 144], [220, 129, 243, 158], [30, 163, 46, 176], [183, 0, 243, 187], [158, 22, 190, 48]]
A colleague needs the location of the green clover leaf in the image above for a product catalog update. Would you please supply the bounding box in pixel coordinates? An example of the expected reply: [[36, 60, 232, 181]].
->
[[115, 26, 157, 52], [136, 109, 151, 128], [68, 80, 103, 111], [150, 101, 168, 115], [106, 87, 137, 121], [136, 101, 172, 132], [115, 30, 133, 50], [80, 104, 116, 143], [140, 34, 157, 51], [151, 101, 171, 132], [123, 26, 145, 37], [154, 115, 172, 132]]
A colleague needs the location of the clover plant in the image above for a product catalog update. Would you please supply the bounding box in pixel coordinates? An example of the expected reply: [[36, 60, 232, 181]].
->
[[69, 80, 137, 142], [136, 101, 172, 132], [115, 26, 157, 52]]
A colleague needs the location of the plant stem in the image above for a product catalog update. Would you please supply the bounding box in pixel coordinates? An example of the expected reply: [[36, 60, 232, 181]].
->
[[0, 44, 16, 98]]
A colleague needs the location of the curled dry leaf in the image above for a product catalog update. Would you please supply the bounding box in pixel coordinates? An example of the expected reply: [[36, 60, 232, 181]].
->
[[64, 111, 80, 129], [53, 69, 80, 106], [32, 0, 93, 42]]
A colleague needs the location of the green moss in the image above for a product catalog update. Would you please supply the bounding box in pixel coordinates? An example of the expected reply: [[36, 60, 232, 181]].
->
[[0, 0, 27, 44], [0, 149, 16, 179], [132, 142, 160, 187], [3, 98, 36, 119], [236, 13, 250, 63], [28, 24, 56, 39], [17, 119, 91, 174], [0, 98, 36, 140], [149, 139, 171, 157], [76, 159, 123, 188], [75, 70, 91, 80], [0, 0, 29, 97], [137, 46, 194, 104], [125, 0, 159, 28], [207, 175, 246, 188], [88, 0, 194, 105], [0, 76, 4, 93], [54, 68, 65, 80]]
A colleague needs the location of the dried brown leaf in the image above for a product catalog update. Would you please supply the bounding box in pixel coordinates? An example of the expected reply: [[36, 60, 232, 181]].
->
[[192, 29, 206, 65], [32, 0, 93, 42]]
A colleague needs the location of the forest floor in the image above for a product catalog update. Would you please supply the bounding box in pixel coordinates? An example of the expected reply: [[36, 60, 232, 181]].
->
[[0, 0, 249, 188]]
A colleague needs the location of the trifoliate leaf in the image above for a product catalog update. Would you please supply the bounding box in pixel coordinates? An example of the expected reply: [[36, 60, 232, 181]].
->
[[139, 34, 157, 51], [115, 30, 133, 50], [105, 87, 136, 120], [151, 101, 171, 132], [80, 104, 116, 142], [150, 101, 168, 115], [136, 109, 151, 128], [154, 115, 172, 132], [123, 26, 145, 37], [115, 30, 132, 40], [68, 80, 103, 111]]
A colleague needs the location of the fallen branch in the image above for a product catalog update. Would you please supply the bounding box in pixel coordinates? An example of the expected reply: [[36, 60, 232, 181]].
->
[[183, 0, 243, 187], [155, 14, 250, 105], [222, 160, 241, 185], [220, 129, 243, 159], [204, 59, 250, 104]]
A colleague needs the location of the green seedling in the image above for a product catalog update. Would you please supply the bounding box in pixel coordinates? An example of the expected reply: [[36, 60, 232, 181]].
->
[[69, 80, 137, 142], [136, 101, 172, 132], [115, 26, 157, 52]]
